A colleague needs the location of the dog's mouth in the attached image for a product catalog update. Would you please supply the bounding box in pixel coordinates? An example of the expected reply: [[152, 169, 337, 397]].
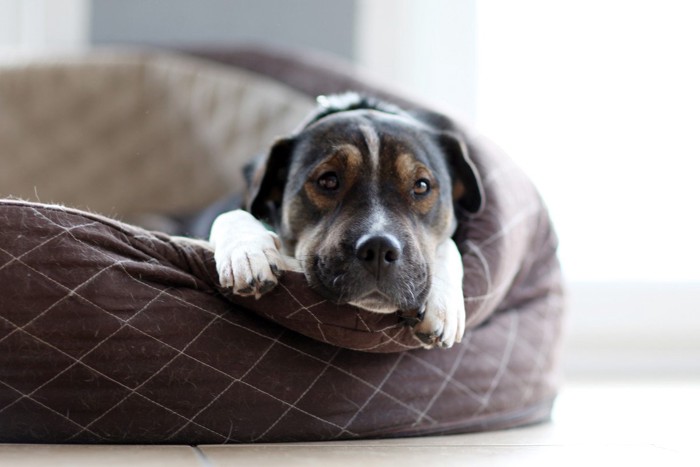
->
[[348, 290, 399, 314], [306, 255, 430, 313]]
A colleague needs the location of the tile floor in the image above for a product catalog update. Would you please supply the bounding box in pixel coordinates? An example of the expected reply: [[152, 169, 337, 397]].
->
[[1, 379, 697, 466]]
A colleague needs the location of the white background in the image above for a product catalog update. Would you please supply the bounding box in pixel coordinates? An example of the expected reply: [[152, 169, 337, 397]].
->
[[476, 0, 700, 283]]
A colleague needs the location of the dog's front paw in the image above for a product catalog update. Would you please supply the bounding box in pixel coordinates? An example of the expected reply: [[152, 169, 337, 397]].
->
[[413, 286, 466, 349], [210, 210, 284, 299], [215, 237, 283, 298], [411, 238, 466, 349]]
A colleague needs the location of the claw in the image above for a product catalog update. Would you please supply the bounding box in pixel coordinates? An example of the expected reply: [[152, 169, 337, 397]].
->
[[416, 304, 426, 322], [399, 305, 426, 327], [258, 279, 278, 295], [414, 332, 438, 348]]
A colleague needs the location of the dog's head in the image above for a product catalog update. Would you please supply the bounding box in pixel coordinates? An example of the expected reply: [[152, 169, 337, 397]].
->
[[246, 93, 483, 313]]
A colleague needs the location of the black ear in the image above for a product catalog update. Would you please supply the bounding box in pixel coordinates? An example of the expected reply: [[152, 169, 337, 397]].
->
[[439, 131, 484, 214], [246, 137, 295, 224]]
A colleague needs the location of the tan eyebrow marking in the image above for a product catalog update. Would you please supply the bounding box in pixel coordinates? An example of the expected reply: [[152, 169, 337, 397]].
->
[[395, 152, 438, 215], [304, 144, 363, 211]]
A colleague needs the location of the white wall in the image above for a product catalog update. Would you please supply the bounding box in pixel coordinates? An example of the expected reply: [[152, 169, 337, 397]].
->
[[476, 0, 700, 283], [355, 0, 477, 123], [565, 282, 700, 379], [0, 0, 89, 50]]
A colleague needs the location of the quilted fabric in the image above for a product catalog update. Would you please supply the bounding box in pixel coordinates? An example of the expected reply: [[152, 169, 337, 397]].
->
[[0, 50, 314, 217], [0, 48, 565, 443]]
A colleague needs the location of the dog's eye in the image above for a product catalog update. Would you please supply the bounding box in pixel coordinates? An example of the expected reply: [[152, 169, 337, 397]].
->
[[413, 178, 431, 196], [317, 172, 339, 191]]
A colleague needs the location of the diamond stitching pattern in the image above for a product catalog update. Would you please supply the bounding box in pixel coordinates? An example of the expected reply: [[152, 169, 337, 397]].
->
[[0, 173, 562, 442]]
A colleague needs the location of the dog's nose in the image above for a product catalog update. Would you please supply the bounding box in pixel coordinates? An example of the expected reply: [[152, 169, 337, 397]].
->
[[355, 234, 402, 277]]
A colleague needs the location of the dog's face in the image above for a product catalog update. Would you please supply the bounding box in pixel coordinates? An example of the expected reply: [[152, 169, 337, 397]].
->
[[248, 96, 483, 314]]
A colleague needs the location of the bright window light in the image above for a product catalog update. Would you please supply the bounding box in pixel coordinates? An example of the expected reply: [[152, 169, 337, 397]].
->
[[476, 1, 700, 282], [0, 0, 89, 51]]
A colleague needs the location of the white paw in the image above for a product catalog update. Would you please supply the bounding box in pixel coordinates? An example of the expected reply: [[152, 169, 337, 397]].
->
[[413, 283, 466, 349], [412, 239, 466, 349], [210, 210, 284, 299]]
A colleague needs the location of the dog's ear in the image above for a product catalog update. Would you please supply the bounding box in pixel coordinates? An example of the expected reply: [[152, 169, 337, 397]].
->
[[245, 137, 295, 224], [439, 131, 484, 214]]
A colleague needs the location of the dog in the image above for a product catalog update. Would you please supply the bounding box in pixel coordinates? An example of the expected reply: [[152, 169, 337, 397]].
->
[[209, 93, 483, 348]]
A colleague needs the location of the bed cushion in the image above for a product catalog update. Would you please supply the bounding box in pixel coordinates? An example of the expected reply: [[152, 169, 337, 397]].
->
[[0, 47, 564, 443]]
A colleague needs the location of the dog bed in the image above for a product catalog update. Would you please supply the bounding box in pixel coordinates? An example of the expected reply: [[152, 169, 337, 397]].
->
[[0, 47, 565, 443]]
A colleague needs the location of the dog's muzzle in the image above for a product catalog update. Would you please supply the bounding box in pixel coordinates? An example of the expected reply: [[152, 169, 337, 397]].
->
[[310, 231, 429, 313]]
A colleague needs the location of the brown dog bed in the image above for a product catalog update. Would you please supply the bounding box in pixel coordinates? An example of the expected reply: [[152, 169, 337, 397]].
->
[[0, 47, 564, 443]]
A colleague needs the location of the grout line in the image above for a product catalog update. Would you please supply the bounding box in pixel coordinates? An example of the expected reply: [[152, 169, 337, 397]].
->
[[191, 445, 215, 467]]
